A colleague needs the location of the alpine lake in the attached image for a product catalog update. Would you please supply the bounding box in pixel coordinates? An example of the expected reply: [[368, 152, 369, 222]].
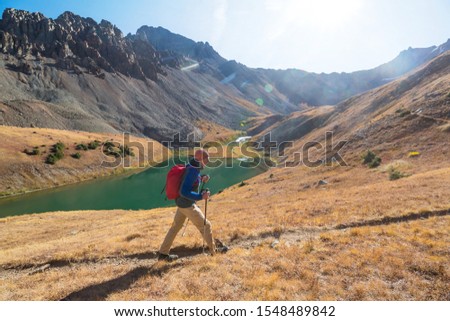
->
[[0, 157, 266, 218]]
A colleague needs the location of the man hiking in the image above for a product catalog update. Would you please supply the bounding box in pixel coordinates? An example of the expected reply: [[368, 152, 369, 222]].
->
[[158, 149, 228, 261]]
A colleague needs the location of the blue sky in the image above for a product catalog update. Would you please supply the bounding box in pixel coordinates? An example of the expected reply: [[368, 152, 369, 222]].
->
[[1, 0, 449, 73]]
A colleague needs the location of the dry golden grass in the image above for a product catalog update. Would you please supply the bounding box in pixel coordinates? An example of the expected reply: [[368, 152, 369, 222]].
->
[[1, 153, 449, 300], [252, 105, 336, 140], [231, 97, 272, 115], [121, 215, 448, 301], [0, 126, 168, 196], [195, 119, 241, 143]]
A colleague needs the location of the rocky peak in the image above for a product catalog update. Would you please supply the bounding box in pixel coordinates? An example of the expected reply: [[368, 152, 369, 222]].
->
[[193, 41, 223, 61], [1, 8, 46, 27], [0, 8, 162, 81], [136, 25, 225, 63]]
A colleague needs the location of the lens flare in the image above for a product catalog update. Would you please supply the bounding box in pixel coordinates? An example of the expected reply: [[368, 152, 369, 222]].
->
[[264, 84, 273, 93]]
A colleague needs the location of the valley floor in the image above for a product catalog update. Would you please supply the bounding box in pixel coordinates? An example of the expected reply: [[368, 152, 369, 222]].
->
[[1, 151, 449, 300]]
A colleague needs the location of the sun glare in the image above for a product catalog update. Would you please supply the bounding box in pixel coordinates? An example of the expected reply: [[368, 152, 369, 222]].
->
[[297, 0, 361, 26], [267, 0, 362, 34]]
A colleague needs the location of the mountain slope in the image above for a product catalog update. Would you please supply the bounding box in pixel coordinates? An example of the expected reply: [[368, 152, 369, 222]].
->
[[0, 8, 448, 142], [0, 53, 269, 140], [251, 50, 450, 165], [262, 39, 450, 106], [0, 9, 283, 140], [136, 26, 299, 115]]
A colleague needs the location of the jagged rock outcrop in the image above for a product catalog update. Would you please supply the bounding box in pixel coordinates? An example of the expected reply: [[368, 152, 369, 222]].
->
[[136, 26, 226, 63], [0, 8, 162, 80]]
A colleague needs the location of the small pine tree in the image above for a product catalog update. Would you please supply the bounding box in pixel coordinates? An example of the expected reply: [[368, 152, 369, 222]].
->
[[362, 150, 376, 165], [389, 168, 405, 180], [46, 154, 57, 165], [368, 156, 382, 168], [88, 141, 100, 150], [76, 144, 88, 151]]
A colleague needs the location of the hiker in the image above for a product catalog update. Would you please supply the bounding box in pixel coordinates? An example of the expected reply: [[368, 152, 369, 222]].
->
[[158, 149, 228, 261]]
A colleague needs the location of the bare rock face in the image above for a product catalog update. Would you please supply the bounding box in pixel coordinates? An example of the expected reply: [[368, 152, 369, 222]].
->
[[0, 8, 163, 81]]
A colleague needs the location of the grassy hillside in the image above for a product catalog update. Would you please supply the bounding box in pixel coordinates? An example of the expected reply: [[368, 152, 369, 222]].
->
[[0, 156, 448, 300], [0, 126, 168, 197], [250, 52, 450, 167]]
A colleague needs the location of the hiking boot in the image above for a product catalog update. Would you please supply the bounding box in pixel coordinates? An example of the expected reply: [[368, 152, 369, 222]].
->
[[157, 252, 179, 262], [216, 245, 229, 253], [214, 239, 229, 254], [214, 239, 230, 253]]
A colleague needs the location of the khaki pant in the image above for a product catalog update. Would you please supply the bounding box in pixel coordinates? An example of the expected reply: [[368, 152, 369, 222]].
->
[[159, 204, 215, 255]]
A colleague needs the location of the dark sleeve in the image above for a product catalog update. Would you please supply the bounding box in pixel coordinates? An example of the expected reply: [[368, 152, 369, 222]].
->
[[180, 167, 202, 201]]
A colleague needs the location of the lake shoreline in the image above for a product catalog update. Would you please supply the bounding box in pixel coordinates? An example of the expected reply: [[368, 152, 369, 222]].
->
[[0, 157, 267, 218], [0, 135, 263, 201], [0, 165, 150, 200]]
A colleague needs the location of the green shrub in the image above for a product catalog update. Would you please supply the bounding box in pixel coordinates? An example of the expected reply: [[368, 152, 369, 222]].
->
[[54, 150, 64, 160], [122, 145, 135, 157], [389, 168, 406, 180], [103, 141, 115, 149], [102, 142, 134, 158], [46, 154, 57, 165], [46, 142, 65, 164], [362, 150, 382, 168], [71, 152, 82, 159], [75, 143, 88, 151], [24, 146, 41, 156], [52, 142, 65, 159], [362, 150, 376, 165], [103, 142, 120, 157], [368, 156, 382, 168], [88, 140, 100, 150], [104, 146, 121, 158], [53, 142, 65, 152]]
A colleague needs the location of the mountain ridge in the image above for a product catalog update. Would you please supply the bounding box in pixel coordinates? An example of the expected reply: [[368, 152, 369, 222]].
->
[[1, 8, 449, 141], [139, 25, 450, 106]]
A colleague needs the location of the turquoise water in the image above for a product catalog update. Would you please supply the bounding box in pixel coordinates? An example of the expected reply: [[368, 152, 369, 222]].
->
[[0, 159, 265, 218]]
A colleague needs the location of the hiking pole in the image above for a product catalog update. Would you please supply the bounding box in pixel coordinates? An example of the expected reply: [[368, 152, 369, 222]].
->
[[202, 188, 209, 254]]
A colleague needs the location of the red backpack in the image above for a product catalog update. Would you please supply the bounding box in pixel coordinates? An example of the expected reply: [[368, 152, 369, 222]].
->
[[164, 164, 186, 200]]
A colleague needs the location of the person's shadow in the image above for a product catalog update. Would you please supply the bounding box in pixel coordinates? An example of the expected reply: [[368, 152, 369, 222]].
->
[[61, 245, 205, 301]]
